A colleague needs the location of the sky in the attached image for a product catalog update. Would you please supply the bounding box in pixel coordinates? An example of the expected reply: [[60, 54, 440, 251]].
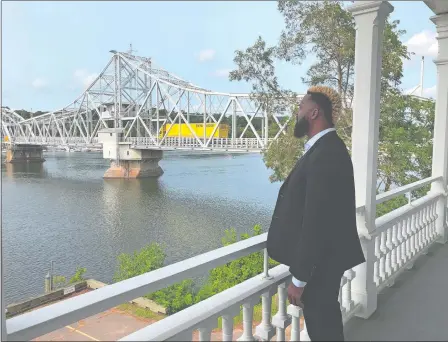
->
[[1, 1, 439, 111]]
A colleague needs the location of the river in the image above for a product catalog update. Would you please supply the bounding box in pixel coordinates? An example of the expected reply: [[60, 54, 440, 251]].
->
[[1, 150, 281, 305]]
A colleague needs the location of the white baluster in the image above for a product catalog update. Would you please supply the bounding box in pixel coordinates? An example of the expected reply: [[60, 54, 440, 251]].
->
[[287, 304, 303, 342], [385, 228, 393, 277], [401, 217, 409, 264], [391, 224, 398, 273], [374, 235, 381, 286], [379, 232, 387, 283], [420, 207, 427, 250], [412, 212, 418, 256], [415, 209, 422, 252], [300, 317, 310, 342], [396, 221, 403, 268], [431, 201, 438, 239], [197, 318, 217, 342], [222, 315, 234, 342], [426, 203, 433, 244], [199, 327, 212, 341], [238, 297, 259, 342], [428, 202, 434, 239], [343, 269, 355, 312], [272, 283, 292, 341], [409, 213, 416, 258], [421, 206, 429, 254], [255, 287, 276, 341], [405, 216, 414, 270], [416, 209, 423, 252], [339, 275, 347, 316], [222, 306, 240, 342]]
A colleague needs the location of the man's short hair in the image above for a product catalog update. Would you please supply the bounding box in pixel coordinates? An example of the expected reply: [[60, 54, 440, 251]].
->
[[307, 91, 333, 126], [306, 86, 342, 126]]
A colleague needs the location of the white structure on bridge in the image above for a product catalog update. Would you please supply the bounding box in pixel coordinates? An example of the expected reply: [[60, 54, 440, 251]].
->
[[2, 0, 448, 340]]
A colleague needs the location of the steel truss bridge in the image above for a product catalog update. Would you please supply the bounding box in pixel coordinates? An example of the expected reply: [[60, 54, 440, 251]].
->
[[2, 51, 299, 153]]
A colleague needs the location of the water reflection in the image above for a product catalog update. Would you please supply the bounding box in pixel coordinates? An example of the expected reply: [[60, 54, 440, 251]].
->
[[2, 162, 47, 179], [101, 178, 164, 224]]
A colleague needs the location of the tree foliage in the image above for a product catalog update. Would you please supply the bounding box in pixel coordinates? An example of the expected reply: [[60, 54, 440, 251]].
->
[[196, 225, 278, 302], [52, 267, 87, 290], [52, 275, 67, 290], [378, 92, 434, 193], [69, 267, 87, 284], [114, 243, 194, 315], [114, 243, 166, 281], [229, 0, 433, 211]]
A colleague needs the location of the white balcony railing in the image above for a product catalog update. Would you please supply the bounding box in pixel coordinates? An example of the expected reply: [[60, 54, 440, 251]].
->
[[5, 176, 447, 341]]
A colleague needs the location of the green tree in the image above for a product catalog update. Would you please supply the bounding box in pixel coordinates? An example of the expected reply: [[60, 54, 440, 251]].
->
[[52, 267, 88, 289], [196, 225, 278, 302], [114, 243, 166, 281], [114, 243, 194, 315], [52, 275, 67, 289], [375, 93, 434, 215], [69, 267, 87, 284]]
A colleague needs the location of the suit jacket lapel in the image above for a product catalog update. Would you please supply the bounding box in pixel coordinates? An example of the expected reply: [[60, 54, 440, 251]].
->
[[283, 151, 306, 186]]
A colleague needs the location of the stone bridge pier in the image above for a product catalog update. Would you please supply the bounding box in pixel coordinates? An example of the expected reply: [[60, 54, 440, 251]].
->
[[5, 144, 45, 163], [98, 129, 164, 179]]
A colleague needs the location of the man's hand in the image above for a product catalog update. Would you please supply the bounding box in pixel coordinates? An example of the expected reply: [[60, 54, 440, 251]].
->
[[288, 283, 305, 308]]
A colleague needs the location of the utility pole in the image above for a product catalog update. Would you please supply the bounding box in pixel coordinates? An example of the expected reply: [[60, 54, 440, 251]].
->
[[420, 56, 425, 97]]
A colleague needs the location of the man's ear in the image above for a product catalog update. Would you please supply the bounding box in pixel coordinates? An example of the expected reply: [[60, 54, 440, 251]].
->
[[310, 108, 319, 120]]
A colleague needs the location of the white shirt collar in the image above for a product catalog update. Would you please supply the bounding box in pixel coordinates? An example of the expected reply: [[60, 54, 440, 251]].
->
[[304, 128, 336, 153]]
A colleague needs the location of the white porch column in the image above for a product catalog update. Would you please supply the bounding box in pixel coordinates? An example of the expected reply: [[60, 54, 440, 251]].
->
[[430, 13, 448, 244], [347, 0, 393, 319]]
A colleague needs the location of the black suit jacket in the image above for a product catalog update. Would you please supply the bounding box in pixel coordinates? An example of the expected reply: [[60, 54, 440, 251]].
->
[[267, 131, 365, 282]]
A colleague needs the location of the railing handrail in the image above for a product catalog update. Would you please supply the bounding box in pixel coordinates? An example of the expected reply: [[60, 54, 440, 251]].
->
[[375, 176, 442, 205], [120, 264, 291, 342], [6, 233, 267, 341], [375, 191, 442, 234]]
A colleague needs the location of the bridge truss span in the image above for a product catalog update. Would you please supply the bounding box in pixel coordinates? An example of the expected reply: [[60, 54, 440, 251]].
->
[[2, 51, 299, 152]]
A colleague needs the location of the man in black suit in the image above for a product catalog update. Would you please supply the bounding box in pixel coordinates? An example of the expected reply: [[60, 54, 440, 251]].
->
[[267, 86, 365, 341]]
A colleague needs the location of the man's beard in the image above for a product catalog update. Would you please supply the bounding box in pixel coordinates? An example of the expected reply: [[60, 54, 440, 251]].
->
[[294, 116, 309, 139]]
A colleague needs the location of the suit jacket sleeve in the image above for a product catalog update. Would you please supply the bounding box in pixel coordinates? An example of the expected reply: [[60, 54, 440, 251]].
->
[[289, 155, 334, 282]]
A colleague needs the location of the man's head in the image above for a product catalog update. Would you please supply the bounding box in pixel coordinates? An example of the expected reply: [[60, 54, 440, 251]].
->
[[294, 86, 341, 139]]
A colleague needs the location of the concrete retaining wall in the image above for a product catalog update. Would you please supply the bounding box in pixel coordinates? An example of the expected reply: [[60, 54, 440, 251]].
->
[[6, 278, 167, 318], [6, 281, 87, 318], [86, 279, 167, 314]]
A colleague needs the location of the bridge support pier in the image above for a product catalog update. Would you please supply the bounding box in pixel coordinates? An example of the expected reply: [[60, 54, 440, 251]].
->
[[104, 150, 164, 178], [98, 129, 164, 178], [5, 144, 45, 163]]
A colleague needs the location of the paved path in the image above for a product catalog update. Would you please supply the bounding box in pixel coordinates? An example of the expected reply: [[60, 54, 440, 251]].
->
[[31, 289, 158, 341], [345, 242, 448, 341], [34, 306, 156, 341]]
